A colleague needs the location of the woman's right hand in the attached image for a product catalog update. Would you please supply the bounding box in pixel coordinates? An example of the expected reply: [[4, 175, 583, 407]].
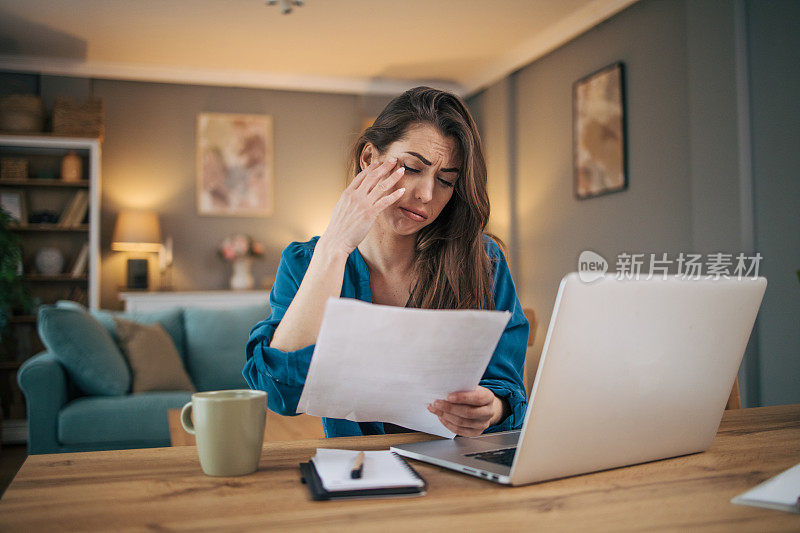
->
[[319, 157, 406, 256]]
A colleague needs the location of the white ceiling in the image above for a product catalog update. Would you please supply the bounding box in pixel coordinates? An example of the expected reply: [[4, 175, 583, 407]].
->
[[0, 0, 637, 96]]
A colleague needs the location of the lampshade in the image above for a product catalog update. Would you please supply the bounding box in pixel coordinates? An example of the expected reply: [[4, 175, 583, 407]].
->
[[112, 210, 162, 253]]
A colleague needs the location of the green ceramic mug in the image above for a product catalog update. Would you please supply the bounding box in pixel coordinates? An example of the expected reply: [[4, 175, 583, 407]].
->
[[180, 390, 267, 476]]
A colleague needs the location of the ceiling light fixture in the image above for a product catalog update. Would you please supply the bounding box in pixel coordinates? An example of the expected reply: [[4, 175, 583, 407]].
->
[[265, 0, 304, 15]]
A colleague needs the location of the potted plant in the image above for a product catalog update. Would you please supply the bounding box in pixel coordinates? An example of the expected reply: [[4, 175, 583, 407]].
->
[[0, 208, 32, 342]]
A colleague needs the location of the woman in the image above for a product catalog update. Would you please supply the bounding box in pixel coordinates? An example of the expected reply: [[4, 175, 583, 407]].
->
[[244, 87, 528, 438]]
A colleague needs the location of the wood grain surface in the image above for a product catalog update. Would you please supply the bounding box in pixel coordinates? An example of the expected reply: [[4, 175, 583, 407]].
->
[[1, 405, 798, 532]]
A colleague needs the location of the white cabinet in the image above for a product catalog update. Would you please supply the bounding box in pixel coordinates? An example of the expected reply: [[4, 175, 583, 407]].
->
[[119, 290, 269, 312]]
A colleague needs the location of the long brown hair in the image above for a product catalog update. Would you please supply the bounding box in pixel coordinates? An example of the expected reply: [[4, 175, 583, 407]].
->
[[351, 86, 497, 310]]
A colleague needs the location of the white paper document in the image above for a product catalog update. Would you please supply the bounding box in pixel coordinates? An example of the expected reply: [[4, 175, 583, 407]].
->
[[297, 298, 511, 438], [731, 462, 800, 514]]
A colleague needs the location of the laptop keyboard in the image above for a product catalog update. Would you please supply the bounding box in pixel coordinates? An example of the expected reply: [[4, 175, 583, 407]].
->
[[465, 447, 517, 467]]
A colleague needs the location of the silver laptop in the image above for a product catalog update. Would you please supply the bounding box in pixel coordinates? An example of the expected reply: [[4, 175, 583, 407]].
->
[[391, 273, 767, 486]]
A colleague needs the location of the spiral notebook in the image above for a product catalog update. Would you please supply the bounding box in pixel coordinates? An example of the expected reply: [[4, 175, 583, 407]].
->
[[300, 449, 426, 500]]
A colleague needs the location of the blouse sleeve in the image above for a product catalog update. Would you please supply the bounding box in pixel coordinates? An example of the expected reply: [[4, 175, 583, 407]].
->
[[243, 242, 315, 416], [480, 239, 530, 433]]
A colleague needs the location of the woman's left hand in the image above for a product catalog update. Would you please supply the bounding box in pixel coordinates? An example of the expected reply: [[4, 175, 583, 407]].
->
[[427, 386, 507, 437]]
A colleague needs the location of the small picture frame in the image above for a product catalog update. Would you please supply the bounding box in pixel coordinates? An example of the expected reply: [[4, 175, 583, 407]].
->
[[573, 62, 628, 200], [1, 190, 27, 224]]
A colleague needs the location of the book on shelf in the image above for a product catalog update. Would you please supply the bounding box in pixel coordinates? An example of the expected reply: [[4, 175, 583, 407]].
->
[[58, 190, 89, 227], [72, 192, 89, 226], [57, 192, 76, 226], [70, 243, 89, 277], [58, 191, 81, 226], [68, 191, 89, 227]]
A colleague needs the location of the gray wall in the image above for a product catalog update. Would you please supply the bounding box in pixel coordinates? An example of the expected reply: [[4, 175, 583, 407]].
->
[[470, 77, 515, 267], [29, 77, 362, 309], [468, 0, 799, 406], [746, 0, 800, 406], [470, 0, 694, 392], [94, 81, 360, 309]]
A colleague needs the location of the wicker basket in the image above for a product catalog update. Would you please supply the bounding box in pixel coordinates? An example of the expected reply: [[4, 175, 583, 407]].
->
[[53, 96, 105, 139], [0, 157, 28, 181], [0, 95, 45, 133]]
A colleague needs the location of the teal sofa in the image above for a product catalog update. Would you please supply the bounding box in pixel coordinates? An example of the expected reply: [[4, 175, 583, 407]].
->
[[17, 302, 266, 454]]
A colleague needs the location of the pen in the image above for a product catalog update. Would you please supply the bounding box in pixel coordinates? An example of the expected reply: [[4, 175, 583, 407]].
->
[[350, 451, 365, 479]]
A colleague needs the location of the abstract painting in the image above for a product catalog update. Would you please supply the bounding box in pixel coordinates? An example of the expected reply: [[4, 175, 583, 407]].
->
[[573, 63, 627, 200], [197, 113, 273, 216]]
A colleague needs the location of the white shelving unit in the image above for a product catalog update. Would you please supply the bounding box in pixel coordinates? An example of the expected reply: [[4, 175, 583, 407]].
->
[[0, 134, 101, 309]]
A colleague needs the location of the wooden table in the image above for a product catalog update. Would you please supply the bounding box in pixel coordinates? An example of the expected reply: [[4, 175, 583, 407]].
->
[[1, 405, 799, 531]]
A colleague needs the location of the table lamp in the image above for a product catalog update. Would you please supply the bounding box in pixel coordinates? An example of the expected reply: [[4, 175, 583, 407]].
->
[[112, 210, 161, 290]]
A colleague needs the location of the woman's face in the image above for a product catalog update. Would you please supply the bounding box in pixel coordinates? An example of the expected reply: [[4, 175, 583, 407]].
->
[[363, 123, 460, 236]]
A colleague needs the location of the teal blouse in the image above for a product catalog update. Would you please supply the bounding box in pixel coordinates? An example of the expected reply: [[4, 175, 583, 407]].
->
[[243, 236, 529, 437]]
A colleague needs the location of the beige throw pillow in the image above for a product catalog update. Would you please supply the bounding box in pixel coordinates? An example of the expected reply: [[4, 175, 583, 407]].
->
[[113, 318, 195, 393]]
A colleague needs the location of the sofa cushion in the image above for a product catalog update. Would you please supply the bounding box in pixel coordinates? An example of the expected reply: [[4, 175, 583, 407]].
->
[[58, 391, 192, 445], [184, 304, 267, 391], [92, 308, 187, 362], [54, 299, 85, 311], [37, 306, 131, 396], [114, 318, 195, 393]]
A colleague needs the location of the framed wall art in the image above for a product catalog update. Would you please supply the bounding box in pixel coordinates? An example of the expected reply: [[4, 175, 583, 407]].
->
[[196, 112, 274, 217], [573, 62, 627, 200]]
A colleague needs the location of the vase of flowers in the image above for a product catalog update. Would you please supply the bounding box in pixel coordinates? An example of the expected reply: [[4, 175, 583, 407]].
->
[[218, 234, 264, 290]]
